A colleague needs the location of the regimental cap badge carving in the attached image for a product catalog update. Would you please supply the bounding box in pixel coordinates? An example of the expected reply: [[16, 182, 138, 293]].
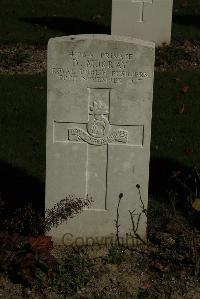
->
[[87, 100, 110, 138], [68, 96, 128, 146], [89, 100, 109, 119]]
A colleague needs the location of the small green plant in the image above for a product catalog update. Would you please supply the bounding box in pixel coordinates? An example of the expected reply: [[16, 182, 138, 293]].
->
[[50, 252, 93, 295], [103, 246, 124, 265]]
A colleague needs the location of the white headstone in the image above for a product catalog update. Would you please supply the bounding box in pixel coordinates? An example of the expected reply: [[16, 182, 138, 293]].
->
[[46, 35, 155, 245], [111, 0, 173, 46]]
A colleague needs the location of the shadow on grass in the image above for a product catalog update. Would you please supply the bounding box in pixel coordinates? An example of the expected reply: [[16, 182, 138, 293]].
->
[[0, 160, 44, 213], [173, 15, 200, 28], [149, 157, 200, 229], [149, 157, 193, 216], [149, 157, 190, 197], [20, 17, 110, 35]]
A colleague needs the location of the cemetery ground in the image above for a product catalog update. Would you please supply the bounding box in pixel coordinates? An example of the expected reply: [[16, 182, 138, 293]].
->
[[0, 0, 200, 298]]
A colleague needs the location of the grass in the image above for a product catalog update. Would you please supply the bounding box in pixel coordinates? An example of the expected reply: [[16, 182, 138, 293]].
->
[[0, 74, 46, 181], [0, 0, 111, 44], [0, 0, 199, 44], [152, 70, 200, 169], [50, 252, 94, 295]]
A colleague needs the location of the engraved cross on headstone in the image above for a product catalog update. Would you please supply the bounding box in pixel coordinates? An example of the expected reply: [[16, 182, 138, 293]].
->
[[54, 88, 144, 211], [132, 0, 154, 22]]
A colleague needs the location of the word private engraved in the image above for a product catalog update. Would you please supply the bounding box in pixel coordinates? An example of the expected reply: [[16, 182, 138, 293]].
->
[[68, 100, 128, 145]]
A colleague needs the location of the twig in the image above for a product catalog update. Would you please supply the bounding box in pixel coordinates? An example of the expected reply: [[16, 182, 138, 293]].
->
[[135, 212, 141, 233], [168, 191, 177, 218], [129, 210, 146, 245], [136, 184, 147, 216], [194, 176, 198, 198], [194, 167, 200, 182]]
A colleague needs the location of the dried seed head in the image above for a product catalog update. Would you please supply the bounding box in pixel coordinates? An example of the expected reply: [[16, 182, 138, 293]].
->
[[119, 193, 123, 199]]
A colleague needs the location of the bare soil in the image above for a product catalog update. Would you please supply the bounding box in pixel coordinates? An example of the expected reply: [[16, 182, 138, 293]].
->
[[1, 220, 200, 299], [0, 45, 46, 74]]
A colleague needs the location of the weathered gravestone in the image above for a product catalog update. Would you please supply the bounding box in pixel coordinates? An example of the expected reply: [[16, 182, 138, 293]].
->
[[46, 35, 155, 245], [111, 0, 173, 46]]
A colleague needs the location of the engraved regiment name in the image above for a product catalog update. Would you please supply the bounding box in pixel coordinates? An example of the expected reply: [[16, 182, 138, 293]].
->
[[51, 49, 150, 85]]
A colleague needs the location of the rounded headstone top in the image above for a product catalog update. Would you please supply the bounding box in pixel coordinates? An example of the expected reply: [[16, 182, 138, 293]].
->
[[48, 34, 155, 49]]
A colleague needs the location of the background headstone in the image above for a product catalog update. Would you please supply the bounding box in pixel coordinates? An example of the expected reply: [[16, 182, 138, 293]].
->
[[111, 0, 173, 46], [46, 35, 155, 245]]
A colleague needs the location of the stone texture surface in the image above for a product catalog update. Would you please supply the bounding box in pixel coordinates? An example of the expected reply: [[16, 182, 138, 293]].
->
[[46, 35, 155, 245], [111, 0, 173, 46]]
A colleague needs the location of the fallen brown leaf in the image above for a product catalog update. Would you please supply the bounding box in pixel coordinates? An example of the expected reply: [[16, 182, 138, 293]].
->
[[183, 40, 193, 49], [150, 261, 170, 272], [181, 85, 189, 93], [184, 148, 193, 156], [141, 282, 151, 290]]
